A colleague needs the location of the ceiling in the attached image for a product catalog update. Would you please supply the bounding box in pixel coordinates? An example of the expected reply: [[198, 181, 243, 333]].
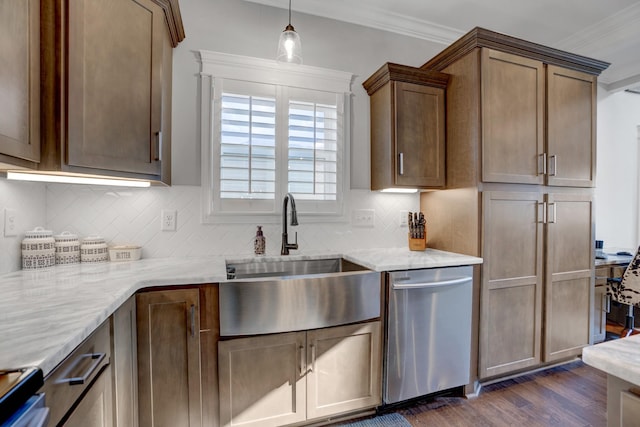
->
[[244, 0, 640, 92]]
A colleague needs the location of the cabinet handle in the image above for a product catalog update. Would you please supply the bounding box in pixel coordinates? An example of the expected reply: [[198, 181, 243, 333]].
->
[[548, 155, 557, 176], [538, 153, 547, 175], [299, 345, 305, 375], [190, 304, 196, 338], [538, 202, 547, 224], [58, 353, 106, 386], [398, 152, 404, 176], [310, 344, 316, 373], [604, 294, 611, 313], [154, 131, 162, 162], [547, 202, 557, 224]]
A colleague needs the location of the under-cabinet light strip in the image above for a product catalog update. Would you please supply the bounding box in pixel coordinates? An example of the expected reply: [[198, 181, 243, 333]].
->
[[380, 188, 418, 193], [6, 171, 151, 188]]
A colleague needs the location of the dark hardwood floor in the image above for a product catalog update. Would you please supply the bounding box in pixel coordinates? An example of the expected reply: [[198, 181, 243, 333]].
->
[[392, 360, 607, 427]]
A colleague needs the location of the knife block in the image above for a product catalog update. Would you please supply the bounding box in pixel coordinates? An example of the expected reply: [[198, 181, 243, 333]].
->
[[408, 234, 427, 251]]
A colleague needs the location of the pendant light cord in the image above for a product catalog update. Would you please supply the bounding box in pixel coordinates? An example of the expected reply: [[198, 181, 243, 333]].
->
[[288, 0, 292, 26]]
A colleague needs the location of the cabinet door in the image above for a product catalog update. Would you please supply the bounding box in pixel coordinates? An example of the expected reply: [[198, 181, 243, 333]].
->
[[481, 49, 545, 185], [67, 0, 163, 176], [218, 332, 307, 427], [137, 289, 201, 427], [63, 366, 113, 427], [394, 81, 446, 187], [0, 0, 40, 163], [112, 297, 138, 427], [480, 191, 544, 378], [544, 193, 594, 361], [306, 322, 381, 420], [547, 66, 596, 188]]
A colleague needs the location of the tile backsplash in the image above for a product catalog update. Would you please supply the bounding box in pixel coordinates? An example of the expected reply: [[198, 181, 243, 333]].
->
[[0, 181, 418, 275]]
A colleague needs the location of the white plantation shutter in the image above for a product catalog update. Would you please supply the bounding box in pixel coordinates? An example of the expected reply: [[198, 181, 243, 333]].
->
[[220, 93, 276, 200], [288, 100, 338, 201]]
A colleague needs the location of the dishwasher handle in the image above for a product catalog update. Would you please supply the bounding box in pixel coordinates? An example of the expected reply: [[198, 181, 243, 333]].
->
[[392, 276, 471, 290]]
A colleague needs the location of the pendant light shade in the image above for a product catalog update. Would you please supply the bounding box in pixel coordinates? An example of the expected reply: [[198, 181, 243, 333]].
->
[[277, 0, 302, 64]]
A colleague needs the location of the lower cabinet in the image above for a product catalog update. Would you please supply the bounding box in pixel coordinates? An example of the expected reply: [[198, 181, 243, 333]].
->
[[218, 321, 382, 427], [480, 191, 594, 378], [136, 288, 202, 427], [112, 296, 138, 427], [63, 365, 114, 427]]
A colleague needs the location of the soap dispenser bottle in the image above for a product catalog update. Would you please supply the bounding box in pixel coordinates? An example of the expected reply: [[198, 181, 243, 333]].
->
[[254, 225, 265, 255]]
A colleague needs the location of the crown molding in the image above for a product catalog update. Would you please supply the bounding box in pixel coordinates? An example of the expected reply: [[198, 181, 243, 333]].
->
[[242, 0, 463, 45]]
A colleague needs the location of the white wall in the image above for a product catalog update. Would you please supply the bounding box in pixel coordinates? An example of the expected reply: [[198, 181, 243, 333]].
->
[[171, 0, 445, 188], [595, 88, 640, 250], [0, 180, 46, 273]]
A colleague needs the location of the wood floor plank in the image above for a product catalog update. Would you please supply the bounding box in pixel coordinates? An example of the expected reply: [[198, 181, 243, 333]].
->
[[390, 360, 606, 427]]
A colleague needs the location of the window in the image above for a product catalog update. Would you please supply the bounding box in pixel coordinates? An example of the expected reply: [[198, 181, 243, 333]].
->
[[199, 51, 353, 223]]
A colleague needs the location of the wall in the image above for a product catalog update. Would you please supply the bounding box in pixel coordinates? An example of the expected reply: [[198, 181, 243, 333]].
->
[[171, 0, 445, 188], [0, 180, 46, 274], [595, 88, 640, 249]]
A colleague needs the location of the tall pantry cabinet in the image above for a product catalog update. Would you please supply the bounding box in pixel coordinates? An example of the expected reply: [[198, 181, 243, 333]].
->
[[420, 28, 608, 380]]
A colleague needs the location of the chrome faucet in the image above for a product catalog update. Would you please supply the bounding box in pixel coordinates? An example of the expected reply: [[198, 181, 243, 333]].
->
[[281, 193, 299, 255]]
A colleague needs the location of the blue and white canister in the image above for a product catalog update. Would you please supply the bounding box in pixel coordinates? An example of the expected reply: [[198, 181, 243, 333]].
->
[[22, 227, 56, 269], [54, 231, 81, 265]]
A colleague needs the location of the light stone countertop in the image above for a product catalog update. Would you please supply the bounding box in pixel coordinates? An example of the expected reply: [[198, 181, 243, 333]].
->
[[582, 335, 640, 386], [0, 247, 482, 377]]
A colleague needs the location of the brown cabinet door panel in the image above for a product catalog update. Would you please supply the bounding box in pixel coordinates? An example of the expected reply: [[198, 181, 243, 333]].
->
[[218, 332, 307, 427], [137, 289, 202, 427], [306, 322, 381, 419], [480, 191, 544, 378], [0, 0, 40, 163], [394, 82, 446, 187], [544, 193, 594, 361], [547, 66, 596, 187], [67, 0, 163, 175], [481, 49, 545, 185]]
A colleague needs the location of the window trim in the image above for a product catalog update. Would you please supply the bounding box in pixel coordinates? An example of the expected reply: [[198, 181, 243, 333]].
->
[[199, 50, 353, 224]]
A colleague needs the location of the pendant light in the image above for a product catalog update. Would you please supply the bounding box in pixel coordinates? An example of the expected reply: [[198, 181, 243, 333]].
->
[[276, 0, 302, 64]]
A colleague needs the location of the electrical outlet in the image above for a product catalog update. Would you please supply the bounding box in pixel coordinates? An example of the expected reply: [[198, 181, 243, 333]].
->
[[161, 210, 177, 231], [399, 210, 409, 227], [352, 209, 375, 227], [4, 208, 17, 237]]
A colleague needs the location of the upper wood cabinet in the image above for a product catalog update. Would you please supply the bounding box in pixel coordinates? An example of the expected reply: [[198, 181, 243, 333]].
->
[[0, 0, 40, 167], [422, 27, 608, 189], [547, 66, 597, 187], [38, 0, 184, 184], [481, 49, 545, 185], [363, 63, 449, 190]]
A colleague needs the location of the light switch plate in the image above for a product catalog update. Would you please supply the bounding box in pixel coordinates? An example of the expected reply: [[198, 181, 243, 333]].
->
[[161, 209, 177, 231], [4, 208, 17, 237], [399, 210, 409, 227], [352, 209, 375, 227]]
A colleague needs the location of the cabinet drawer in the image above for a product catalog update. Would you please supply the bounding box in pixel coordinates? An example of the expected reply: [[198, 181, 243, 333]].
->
[[41, 320, 111, 426]]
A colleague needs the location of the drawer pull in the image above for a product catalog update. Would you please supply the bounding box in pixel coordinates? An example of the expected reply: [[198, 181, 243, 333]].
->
[[398, 152, 404, 176], [299, 345, 305, 375], [59, 353, 106, 386], [190, 304, 196, 338], [310, 344, 316, 373]]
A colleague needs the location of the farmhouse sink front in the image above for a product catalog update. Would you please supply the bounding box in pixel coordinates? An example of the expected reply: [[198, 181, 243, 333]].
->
[[220, 258, 381, 336]]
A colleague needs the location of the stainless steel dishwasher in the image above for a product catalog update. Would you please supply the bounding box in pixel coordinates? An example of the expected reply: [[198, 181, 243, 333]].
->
[[384, 265, 473, 405]]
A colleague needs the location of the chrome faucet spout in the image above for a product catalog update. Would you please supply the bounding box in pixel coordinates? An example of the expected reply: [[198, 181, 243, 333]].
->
[[281, 193, 299, 255]]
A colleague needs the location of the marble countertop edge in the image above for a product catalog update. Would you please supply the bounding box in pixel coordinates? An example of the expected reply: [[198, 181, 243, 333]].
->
[[582, 335, 640, 387]]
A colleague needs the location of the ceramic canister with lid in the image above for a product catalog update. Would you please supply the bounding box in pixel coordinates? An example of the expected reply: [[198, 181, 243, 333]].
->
[[80, 236, 109, 263], [54, 231, 81, 264], [22, 227, 56, 269]]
